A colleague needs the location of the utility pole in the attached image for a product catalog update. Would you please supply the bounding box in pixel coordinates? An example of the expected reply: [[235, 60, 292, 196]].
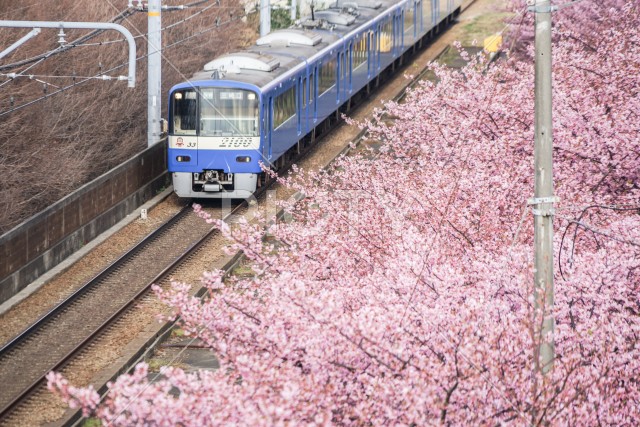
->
[[529, 0, 556, 374], [260, 0, 271, 37], [148, 0, 162, 147]]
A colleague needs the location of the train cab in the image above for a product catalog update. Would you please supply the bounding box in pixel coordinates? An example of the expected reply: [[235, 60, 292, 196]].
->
[[168, 82, 264, 199], [168, 55, 276, 199], [168, 0, 463, 200]]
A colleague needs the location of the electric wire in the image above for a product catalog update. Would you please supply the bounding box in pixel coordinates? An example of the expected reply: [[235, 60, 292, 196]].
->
[[0, 7, 136, 71], [63, 1, 221, 48], [0, 0, 251, 109], [0, 0, 244, 109], [0, 0, 240, 87], [0, 9, 249, 117], [0, 56, 49, 89]]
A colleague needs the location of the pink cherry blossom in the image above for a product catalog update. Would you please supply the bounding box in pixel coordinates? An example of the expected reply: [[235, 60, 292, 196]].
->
[[49, 1, 640, 424]]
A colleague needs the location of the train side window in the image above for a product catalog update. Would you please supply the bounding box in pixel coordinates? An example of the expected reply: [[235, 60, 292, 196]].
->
[[171, 89, 197, 135], [274, 95, 282, 128], [379, 19, 392, 53], [405, 5, 414, 36], [273, 86, 296, 129], [318, 58, 337, 95], [354, 36, 367, 69], [309, 73, 314, 104]]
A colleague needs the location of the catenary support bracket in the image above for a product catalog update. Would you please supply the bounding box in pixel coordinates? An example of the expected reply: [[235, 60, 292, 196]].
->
[[0, 21, 136, 87]]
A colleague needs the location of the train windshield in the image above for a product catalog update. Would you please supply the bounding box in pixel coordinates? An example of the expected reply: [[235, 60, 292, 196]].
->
[[199, 88, 259, 137], [171, 88, 259, 137], [172, 89, 198, 135]]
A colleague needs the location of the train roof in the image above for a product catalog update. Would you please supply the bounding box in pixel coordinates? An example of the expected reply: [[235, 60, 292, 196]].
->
[[187, 0, 404, 91]]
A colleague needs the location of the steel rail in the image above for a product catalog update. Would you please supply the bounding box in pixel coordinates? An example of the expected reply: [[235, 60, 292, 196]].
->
[[0, 204, 191, 358], [0, 203, 194, 418], [0, 193, 258, 419]]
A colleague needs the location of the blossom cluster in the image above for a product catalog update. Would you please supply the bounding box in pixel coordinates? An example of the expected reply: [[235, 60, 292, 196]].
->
[[49, 1, 639, 424]]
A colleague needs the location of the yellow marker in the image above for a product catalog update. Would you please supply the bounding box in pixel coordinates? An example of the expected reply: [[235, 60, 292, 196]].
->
[[483, 34, 502, 53], [148, 11, 160, 16]]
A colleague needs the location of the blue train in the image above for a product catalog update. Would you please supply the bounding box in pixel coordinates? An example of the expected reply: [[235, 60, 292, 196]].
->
[[168, 0, 463, 198]]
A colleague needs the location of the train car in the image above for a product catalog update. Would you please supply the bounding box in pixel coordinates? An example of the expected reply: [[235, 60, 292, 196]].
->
[[168, 0, 462, 198]]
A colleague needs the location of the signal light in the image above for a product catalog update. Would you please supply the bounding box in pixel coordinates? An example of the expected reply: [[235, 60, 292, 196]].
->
[[236, 156, 251, 163], [176, 155, 191, 162]]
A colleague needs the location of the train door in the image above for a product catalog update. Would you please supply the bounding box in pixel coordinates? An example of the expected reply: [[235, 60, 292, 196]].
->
[[297, 76, 302, 135], [441, 0, 448, 23], [432, 0, 439, 26], [343, 50, 348, 97], [391, 17, 397, 57], [340, 50, 347, 101], [394, 13, 397, 55], [337, 52, 342, 104], [311, 66, 317, 122], [399, 11, 404, 52], [417, 0, 423, 33], [405, 2, 415, 41], [423, 0, 433, 32], [368, 30, 375, 78], [261, 99, 268, 162], [399, 10, 404, 54], [376, 24, 381, 71], [348, 41, 353, 93], [267, 96, 273, 160], [302, 75, 307, 133]]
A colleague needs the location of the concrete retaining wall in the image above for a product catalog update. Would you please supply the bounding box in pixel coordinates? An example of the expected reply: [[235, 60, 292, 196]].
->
[[0, 141, 169, 305]]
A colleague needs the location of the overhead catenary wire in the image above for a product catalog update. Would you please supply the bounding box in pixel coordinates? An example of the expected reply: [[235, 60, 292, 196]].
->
[[0, 0, 254, 104], [0, 1, 220, 71], [0, 0, 237, 113], [0, 0, 243, 109], [0, 10, 249, 117], [62, 1, 221, 48], [0, 7, 136, 71], [0, 71, 129, 81], [0, 55, 50, 89]]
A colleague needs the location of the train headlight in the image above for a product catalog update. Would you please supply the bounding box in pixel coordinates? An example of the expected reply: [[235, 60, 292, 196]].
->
[[176, 155, 191, 162], [236, 156, 251, 163]]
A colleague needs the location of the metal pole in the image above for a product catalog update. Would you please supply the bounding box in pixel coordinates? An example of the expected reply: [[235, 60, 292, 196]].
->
[[0, 28, 41, 60], [147, 0, 162, 147], [0, 21, 136, 87], [531, 0, 555, 375], [260, 0, 271, 37], [291, 0, 297, 21]]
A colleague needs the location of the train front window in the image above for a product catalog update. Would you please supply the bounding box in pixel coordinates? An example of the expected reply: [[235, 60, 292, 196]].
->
[[172, 89, 197, 135], [199, 88, 259, 137]]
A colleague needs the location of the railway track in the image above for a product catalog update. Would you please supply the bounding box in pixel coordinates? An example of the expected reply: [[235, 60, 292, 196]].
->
[[0, 106, 340, 424], [0, 201, 236, 421], [0, 97, 350, 423], [0, 2, 483, 423]]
